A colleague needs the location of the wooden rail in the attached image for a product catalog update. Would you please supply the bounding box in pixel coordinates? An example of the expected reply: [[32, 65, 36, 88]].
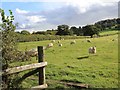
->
[[3, 62, 47, 75]]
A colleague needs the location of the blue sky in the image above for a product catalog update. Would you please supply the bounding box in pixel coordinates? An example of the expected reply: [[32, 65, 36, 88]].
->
[[1, 0, 119, 33], [2, 2, 65, 13]]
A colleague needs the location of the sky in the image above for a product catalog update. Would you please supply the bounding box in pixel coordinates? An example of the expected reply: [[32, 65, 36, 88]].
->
[[1, 0, 119, 33]]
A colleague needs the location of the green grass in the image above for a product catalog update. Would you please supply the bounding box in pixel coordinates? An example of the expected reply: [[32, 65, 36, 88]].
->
[[99, 30, 118, 35], [10, 34, 118, 88]]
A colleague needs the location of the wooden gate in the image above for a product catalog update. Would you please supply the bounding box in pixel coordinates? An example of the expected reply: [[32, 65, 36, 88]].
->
[[2, 46, 47, 89]]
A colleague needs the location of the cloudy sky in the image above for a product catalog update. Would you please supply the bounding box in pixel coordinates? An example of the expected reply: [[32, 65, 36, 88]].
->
[[1, 0, 119, 33]]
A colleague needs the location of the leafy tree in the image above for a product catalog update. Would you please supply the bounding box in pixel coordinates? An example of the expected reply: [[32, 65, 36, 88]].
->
[[32, 31, 46, 35], [95, 18, 119, 30], [56, 24, 73, 35], [0, 8, 17, 89], [70, 26, 83, 36], [94, 23, 103, 31], [46, 30, 57, 35], [82, 25, 100, 38], [0, 9, 29, 89], [70, 26, 78, 35], [78, 26, 84, 36], [21, 30, 30, 35]]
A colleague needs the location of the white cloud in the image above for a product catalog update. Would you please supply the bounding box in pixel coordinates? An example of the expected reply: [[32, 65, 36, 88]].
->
[[16, 8, 29, 14], [26, 16, 46, 23], [66, 0, 116, 13], [19, 24, 26, 28]]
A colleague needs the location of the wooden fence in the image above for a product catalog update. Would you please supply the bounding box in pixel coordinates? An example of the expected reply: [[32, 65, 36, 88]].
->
[[2, 46, 47, 89]]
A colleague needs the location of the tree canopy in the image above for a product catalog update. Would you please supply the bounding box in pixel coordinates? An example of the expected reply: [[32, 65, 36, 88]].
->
[[82, 25, 100, 38], [56, 24, 73, 35]]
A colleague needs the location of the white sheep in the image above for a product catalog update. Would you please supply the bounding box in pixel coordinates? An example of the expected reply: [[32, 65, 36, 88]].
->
[[25, 48, 38, 60], [51, 40, 55, 43], [89, 46, 96, 54], [45, 43, 53, 49], [70, 40, 76, 44], [59, 43, 62, 47]]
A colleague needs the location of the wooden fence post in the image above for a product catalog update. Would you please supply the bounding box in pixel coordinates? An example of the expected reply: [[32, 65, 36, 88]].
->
[[37, 46, 45, 85]]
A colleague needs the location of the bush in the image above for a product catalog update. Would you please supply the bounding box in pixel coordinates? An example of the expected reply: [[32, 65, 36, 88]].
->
[[0, 9, 30, 89], [16, 34, 90, 42]]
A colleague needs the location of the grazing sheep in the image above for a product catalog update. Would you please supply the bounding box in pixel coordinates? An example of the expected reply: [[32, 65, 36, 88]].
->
[[46, 43, 53, 49], [60, 38, 64, 40], [89, 46, 96, 54], [70, 40, 76, 44], [59, 43, 62, 47], [27, 48, 38, 56], [25, 48, 38, 60], [51, 40, 55, 43], [87, 39, 91, 43]]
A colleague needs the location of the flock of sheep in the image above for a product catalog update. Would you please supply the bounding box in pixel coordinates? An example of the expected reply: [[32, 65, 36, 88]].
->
[[24, 35, 118, 60], [25, 39, 97, 60]]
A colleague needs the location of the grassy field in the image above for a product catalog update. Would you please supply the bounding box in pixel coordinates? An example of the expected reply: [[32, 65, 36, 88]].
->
[[10, 34, 118, 88], [99, 30, 118, 36]]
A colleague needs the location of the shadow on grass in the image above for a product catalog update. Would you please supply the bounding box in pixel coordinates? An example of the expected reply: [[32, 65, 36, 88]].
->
[[77, 55, 89, 60], [77, 54, 98, 60]]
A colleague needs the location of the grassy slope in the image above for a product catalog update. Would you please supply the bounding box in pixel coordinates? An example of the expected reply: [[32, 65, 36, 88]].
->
[[99, 30, 118, 35], [11, 33, 118, 88]]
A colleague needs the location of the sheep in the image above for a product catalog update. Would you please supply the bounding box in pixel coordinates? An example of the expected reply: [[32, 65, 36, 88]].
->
[[59, 43, 62, 47], [60, 38, 64, 40], [45, 43, 53, 49], [51, 40, 55, 43], [70, 40, 76, 44], [89, 46, 96, 54], [27, 48, 37, 56], [25, 48, 38, 60], [87, 39, 91, 43]]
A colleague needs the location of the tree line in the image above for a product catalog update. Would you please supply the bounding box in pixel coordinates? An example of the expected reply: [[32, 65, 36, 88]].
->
[[17, 18, 119, 38]]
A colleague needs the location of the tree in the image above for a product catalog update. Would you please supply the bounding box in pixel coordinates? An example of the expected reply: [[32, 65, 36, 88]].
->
[[95, 18, 119, 30], [0, 9, 28, 89], [70, 26, 83, 36], [78, 26, 84, 36], [0, 8, 17, 89], [70, 26, 78, 35], [21, 30, 30, 35], [56, 24, 73, 35], [82, 25, 100, 38]]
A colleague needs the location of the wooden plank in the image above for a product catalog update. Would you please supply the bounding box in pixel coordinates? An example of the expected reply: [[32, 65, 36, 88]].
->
[[31, 84, 48, 89], [38, 46, 45, 85], [60, 82, 89, 88], [3, 62, 47, 75]]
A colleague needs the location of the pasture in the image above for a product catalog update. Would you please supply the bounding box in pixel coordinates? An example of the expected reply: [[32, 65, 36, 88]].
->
[[10, 34, 118, 88]]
